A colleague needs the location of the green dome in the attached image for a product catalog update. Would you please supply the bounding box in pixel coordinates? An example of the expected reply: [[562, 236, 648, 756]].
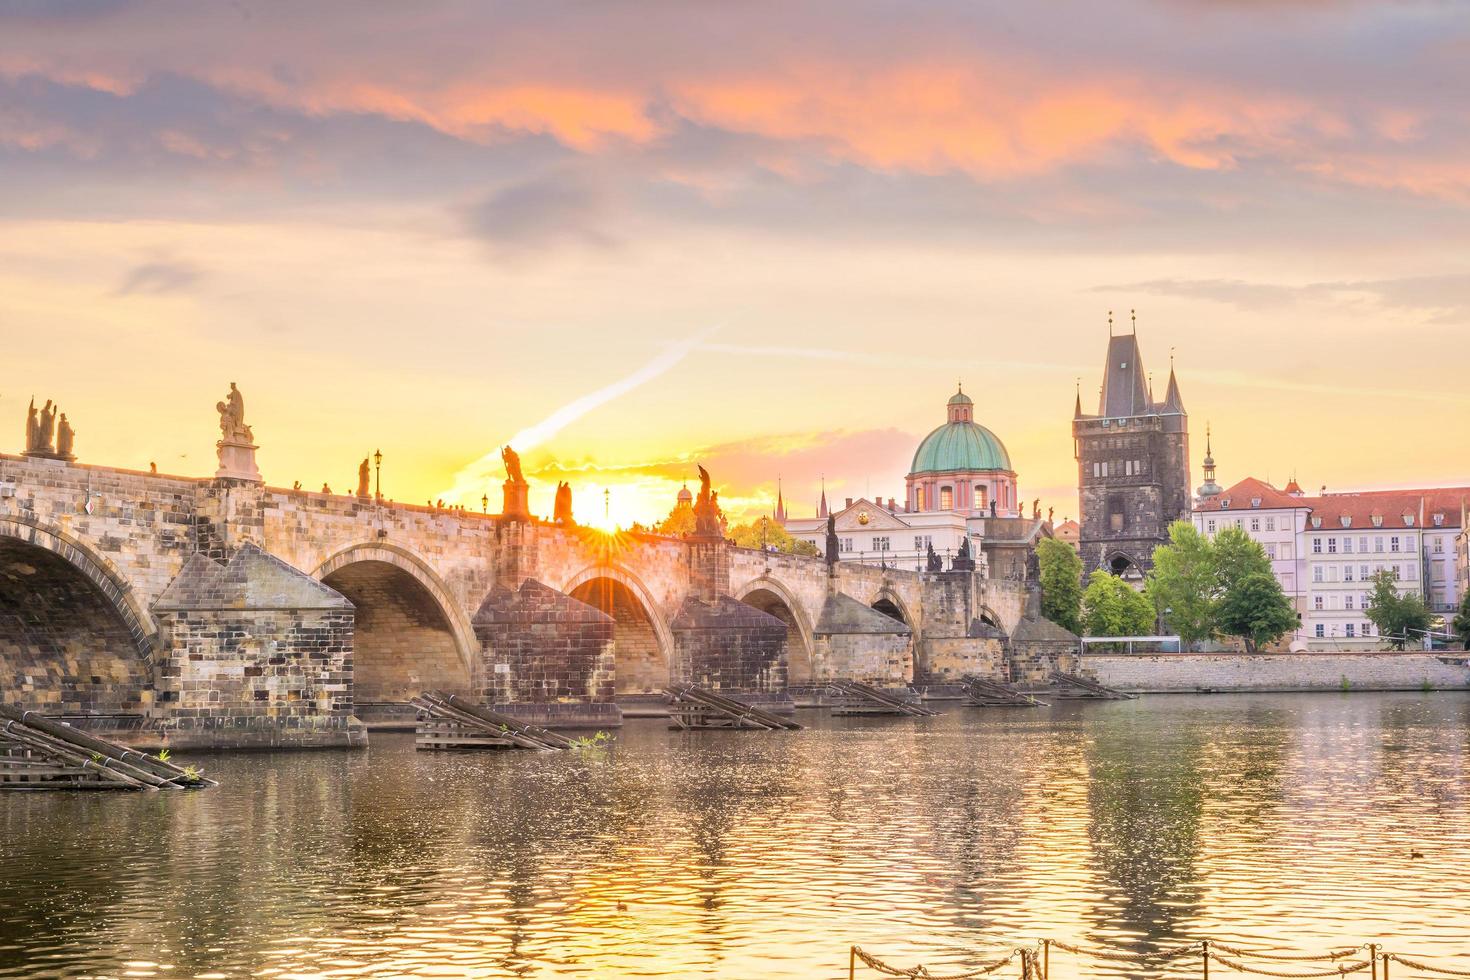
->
[[948, 389, 973, 407], [910, 420, 1012, 474]]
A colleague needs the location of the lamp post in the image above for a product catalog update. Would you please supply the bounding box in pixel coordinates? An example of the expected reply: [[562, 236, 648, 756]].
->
[[373, 449, 382, 501], [604, 488, 610, 528], [481, 493, 488, 514]]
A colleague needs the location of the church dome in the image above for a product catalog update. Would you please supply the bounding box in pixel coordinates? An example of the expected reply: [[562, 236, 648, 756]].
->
[[910, 418, 1012, 474], [947, 389, 973, 407]]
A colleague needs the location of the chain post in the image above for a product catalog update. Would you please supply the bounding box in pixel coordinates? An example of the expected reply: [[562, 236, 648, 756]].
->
[[1042, 939, 1049, 979], [1382, 949, 1389, 979], [1202, 939, 1209, 980], [849, 945, 855, 980], [1369, 943, 1378, 980]]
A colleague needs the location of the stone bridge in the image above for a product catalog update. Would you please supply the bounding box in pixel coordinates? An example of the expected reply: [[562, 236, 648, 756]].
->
[[0, 453, 1071, 748]]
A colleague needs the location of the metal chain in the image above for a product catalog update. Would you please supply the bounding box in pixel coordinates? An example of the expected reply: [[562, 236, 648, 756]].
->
[[1385, 953, 1470, 978], [1206, 952, 1372, 977]]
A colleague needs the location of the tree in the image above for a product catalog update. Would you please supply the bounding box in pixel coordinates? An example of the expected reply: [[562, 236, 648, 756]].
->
[[1082, 570, 1154, 637], [1036, 537, 1084, 633], [727, 518, 819, 556], [654, 504, 697, 537], [1453, 589, 1470, 649], [1365, 569, 1432, 649], [1214, 571, 1298, 652], [1145, 521, 1218, 646], [1212, 525, 1274, 595]]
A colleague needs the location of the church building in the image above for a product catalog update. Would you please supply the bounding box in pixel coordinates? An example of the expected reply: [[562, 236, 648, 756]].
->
[[1073, 325, 1192, 580]]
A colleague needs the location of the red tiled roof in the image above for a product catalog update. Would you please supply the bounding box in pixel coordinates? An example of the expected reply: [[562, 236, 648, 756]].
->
[[1299, 488, 1469, 532], [1195, 476, 1307, 513]]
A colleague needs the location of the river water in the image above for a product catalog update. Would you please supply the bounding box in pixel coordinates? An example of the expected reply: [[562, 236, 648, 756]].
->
[[2, 693, 1468, 979]]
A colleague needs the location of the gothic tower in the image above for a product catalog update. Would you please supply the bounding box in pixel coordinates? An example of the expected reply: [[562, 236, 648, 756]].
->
[[1072, 322, 1191, 579]]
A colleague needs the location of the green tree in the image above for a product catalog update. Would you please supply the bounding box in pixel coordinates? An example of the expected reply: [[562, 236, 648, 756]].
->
[[727, 519, 819, 556], [654, 504, 696, 537], [1036, 537, 1084, 633], [1082, 570, 1154, 637], [1145, 521, 1218, 646], [1453, 590, 1470, 649], [1365, 569, 1432, 649], [1212, 525, 1273, 595], [1214, 571, 1298, 652]]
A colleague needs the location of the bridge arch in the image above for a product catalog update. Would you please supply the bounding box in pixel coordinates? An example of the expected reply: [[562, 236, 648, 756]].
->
[[313, 542, 475, 702], [0, 517, 155, 713], [733, 576, 815, 686], [869, 586, 917, 635], [563, 565, 673, 695]]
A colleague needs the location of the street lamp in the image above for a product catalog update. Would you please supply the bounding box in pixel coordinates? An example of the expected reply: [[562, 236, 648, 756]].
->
[[604, 488, 610, 527], [481, 493, 488, 514], [373, 449, 382, 501]]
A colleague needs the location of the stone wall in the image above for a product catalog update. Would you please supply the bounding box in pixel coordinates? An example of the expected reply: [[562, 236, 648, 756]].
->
[[1084, 652, 1470, 693], [671, 595, 787, 694], [472, 579, 619, 728], [920, 637, 1005, 685], [151, 546, 365, 748]]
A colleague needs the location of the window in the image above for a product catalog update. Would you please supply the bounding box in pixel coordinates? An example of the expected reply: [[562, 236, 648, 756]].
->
[[874, 537, 890, 552], [1314, 595, 1324, 610], [1316, 624, 1325, 638], [1405, 562, 1417, 580], [1359, 537, 1368, 552], [975, 486, 987, 509], [1346, 623, 1356, 638], [1434, 538, 1444, 554], [841, 538, 854, 552], [1313, 538, 1322, 554], [1343, 537, 1353, 553], [1266, 543, 1277, 559], [1345, 594, 1354, 609], [1375, 537, 1384, 552], [1281, 543, 1292, 559], [1391, 536, 1402, 552], [1207, 519, 1216, 534], [940, 486, 954, 510], [1108, 495, 1126, 532], [1392, 565, 1401, 580], [1363, 623, 1372, 636], [1344, 565, 1353, 581], [1251, 518, 1261, 532], [1328, 537, 1337, 553], [1313, 566, 1324, 583], [1266, 517, 1276, 531], [1360, 565, 1370, 580]]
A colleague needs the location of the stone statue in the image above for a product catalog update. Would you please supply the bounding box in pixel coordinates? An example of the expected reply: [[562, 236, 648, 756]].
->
[[553, 481, 574, 524], [1047, 506, 1054, 524], [1033, 498, 1040, 519], [925, 541, 942, 572], [216, 382, 253, 443], [24, 398, 37, 452], [824, 512, 839, 567], [501, 445, 526, 485], [322, 483, 332, 493], [36, 400, 56, 454], [952, 534, 975, 572], [357, 458, 371, 498], [693, 464, 723, 538], [989, 499, 997, 518], [56, 414, 74, 458]]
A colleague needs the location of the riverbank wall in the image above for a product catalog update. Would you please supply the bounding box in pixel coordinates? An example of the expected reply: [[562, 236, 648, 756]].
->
[[1083, 651, 1470, 693]]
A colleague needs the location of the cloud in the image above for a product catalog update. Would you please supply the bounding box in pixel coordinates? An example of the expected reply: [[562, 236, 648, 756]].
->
[[462, 172, 617, 253], [111, 258, 203, 296], [1095, 273, 1470, 322]]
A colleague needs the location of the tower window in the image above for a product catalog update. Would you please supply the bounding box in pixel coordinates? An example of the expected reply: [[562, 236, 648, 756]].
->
[[1108, 495, 1126, 532], [940, 486, 953, 510]]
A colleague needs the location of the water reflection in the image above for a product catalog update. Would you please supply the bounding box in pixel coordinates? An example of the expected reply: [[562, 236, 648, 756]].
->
[[2, 693, 1468, 979]]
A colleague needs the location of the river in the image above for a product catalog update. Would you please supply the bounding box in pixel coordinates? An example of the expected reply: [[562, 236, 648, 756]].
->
[[2, 693, 1468, 979]]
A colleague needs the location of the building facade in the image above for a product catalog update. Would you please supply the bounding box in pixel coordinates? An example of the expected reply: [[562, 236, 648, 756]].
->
[[1073, 331, 1192, 580], [1196, 478, 1469, 649]]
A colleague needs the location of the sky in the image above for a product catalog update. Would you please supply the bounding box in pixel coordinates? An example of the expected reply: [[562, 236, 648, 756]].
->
[[2, 1, 1469, 529]]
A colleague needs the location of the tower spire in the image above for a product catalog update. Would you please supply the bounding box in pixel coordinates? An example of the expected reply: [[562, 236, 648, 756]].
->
[[1196, 421, 1221, 500]]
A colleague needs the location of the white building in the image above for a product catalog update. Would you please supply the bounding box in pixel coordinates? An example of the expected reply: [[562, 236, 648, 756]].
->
[[1196, 478, 1469, 649], [784, 497, 977, 570]]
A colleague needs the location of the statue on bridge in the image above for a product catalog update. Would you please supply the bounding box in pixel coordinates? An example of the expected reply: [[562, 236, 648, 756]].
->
[[925, 541, 942, 572], [824, 512, 839, 567], [501, 445, 530, 520], [951, 534, 975, 572], [216, 382, 253, 444], [22, 397, 72, 460], [692, 464, 724, 538], [553, 481, 574, 525], [214, 382, 262, 482], [357, 458, 371, 498]]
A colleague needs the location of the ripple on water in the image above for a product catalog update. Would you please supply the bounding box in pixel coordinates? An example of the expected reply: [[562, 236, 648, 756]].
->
[[1, 693, 1469, 978]]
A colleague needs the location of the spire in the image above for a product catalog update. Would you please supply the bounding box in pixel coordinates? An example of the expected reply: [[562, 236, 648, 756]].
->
[[775, 477, 786, 523], [1196, 422, 1222, 500], [1098, 333, 1149, 417], [817, 476, 828, 518], [1073, 378, 1082, 419], [1162, 362, 1185, 415]]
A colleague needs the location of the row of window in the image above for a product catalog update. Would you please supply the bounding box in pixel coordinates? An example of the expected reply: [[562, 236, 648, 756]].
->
[[1090, 459, 1148, 479], [1314, 623, 1375, 638], [914, 484, 995, 511], [1312, 535, 1413, 555], [1312, 563, 1415, 583], [1207, 516, 1282, 533], [1314, 593, 1378, 611]]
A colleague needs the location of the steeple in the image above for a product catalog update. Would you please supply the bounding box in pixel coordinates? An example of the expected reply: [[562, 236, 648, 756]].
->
[[1162, 356, 1185, 415], [1073, 379, 1082, 419], [817, 477, 828, 519], [1098, 332, 1150, 417], [774, 478, 786, 524], [1196, 423, 1221, 500]]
